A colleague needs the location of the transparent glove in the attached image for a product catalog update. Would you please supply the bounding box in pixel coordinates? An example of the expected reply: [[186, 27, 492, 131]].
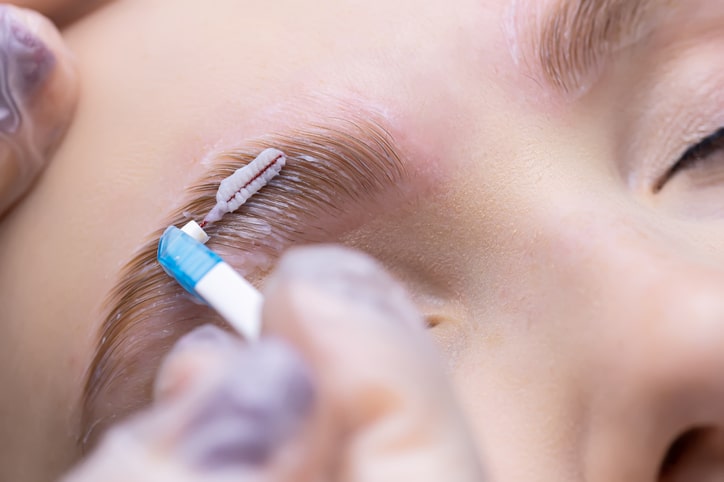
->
[[62, 246, 486, 482], [0, 3, 77, 217]]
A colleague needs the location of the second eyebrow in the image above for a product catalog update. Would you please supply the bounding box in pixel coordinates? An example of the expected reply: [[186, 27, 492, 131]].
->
[[511, 0, 668, 96]]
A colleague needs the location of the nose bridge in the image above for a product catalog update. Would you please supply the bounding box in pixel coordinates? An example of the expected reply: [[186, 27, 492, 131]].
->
[[565, 214, 724, 375], [634, 271, 724, 406], [586, 219, 724, 406], [555, 215, 724, 480]]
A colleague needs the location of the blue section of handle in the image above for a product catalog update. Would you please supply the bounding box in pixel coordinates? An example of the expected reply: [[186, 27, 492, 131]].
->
[[157, 226, 222, 295]]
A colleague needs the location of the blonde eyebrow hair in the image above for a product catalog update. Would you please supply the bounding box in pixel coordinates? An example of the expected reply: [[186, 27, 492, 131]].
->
[[79, 118, 407, 451], [510, 0, 672, 95]]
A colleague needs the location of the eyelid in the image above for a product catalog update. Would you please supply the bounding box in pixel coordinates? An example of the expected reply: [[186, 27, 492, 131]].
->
[[655, 127, 724, 193]]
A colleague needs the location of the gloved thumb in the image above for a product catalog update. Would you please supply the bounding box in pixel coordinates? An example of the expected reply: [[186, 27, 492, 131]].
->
[[0, 4, 77, 217]]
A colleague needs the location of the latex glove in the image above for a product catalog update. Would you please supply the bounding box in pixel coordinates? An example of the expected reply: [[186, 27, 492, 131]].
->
[[62, 246, 486, 481], [0, 4, 77, 217]]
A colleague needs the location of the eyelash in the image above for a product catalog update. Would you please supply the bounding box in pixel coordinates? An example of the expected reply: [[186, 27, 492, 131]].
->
[[656, 127, 724, 191]]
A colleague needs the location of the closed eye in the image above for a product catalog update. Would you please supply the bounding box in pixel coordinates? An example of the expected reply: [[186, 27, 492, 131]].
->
[[656, 127, 724, 192]]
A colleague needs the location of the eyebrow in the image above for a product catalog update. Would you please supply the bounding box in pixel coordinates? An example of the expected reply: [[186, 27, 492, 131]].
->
[[513, 0, 672, 95], [79, 116, 408, 450]]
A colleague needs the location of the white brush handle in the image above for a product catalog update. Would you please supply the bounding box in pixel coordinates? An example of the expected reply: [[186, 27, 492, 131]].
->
[[195, 262, 263, 340]]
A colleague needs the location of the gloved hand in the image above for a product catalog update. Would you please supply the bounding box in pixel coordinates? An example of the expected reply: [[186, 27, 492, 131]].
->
[[0, 4, 77, 217], [62, 246, 486, 481]]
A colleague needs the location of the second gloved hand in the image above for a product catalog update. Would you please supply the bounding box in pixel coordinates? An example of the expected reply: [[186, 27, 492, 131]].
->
[[0, 4, 77, 217]]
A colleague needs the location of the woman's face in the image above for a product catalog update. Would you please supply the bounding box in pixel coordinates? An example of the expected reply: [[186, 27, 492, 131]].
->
[[2, 0, 724, 480]]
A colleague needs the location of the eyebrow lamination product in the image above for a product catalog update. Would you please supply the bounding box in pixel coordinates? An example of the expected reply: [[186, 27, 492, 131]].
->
[[157, 220, 264, 340]]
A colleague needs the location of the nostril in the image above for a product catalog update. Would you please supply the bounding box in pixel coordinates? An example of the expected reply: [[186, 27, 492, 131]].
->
[[659, 427, 724, 481], [660, 428, 702, 477]]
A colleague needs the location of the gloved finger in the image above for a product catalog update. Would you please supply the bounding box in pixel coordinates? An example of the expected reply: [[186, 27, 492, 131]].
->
[[261, 245, 486, 481], [0, 4, 77, 217], [62, 325, 317, 482], [65, 247, 485, 481]]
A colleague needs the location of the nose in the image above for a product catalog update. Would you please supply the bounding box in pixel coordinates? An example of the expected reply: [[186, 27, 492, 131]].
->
[[570, 228, 724, 481]]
